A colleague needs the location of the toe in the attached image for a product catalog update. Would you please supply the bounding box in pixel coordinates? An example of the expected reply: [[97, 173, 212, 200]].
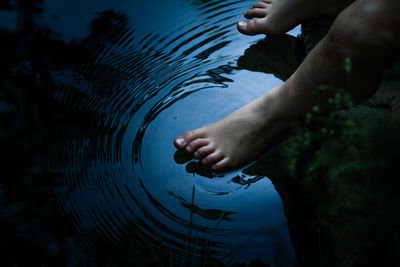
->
[[174, 129, 204, 149], [193, 145, 215, 159], [211, 158, 231, 171], [174, 136, 186, 149], [202, 151, 223, 165], [186, 138, 209, 153], [237, 18, 268, 36], [252, 1, 269, 8], [244, 8, 267, 19]]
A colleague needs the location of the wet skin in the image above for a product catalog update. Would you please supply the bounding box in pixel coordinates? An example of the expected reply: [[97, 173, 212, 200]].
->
[[174, 0, 400, 171]]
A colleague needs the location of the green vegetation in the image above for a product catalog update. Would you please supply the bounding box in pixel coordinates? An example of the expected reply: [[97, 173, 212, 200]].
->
[[278, 87, 400, 266]]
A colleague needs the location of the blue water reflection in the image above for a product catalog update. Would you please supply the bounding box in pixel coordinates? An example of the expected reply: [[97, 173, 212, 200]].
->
[[31, 0, 302, 265]]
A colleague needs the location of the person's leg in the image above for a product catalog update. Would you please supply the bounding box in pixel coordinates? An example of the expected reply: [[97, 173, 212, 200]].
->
[[237, 0, 355, 36], [174, 0, 400, 171]]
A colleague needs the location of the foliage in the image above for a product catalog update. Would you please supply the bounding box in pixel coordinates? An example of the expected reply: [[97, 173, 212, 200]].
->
[[280, 86, 400, 266]]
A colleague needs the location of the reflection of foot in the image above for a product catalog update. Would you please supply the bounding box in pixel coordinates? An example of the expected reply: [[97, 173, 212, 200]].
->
[[174, 86, 291, 171], [237, 0, 354, 35], [173, 149, 223, 178], [238, 35, 305, 81]]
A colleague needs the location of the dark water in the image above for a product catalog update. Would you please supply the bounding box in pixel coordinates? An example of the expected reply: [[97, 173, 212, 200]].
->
[[2, 0, 301, 265]]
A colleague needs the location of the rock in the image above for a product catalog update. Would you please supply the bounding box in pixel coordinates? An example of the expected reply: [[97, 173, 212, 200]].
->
[[365, 80, 400, 111]]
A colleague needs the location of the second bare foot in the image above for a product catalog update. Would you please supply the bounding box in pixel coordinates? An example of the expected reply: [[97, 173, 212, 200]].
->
[[237, 0, 355, 36]]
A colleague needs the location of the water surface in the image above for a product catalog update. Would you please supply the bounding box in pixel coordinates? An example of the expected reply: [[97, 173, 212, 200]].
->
[[33, 0, 303, 265]]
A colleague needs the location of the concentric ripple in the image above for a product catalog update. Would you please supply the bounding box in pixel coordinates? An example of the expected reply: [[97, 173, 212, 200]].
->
[[49, 0, 300, 265]]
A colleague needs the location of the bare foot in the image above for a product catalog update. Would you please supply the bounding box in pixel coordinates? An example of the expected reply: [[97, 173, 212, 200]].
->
[[237, 0, 355, 35], [174, 85, 293, 171]]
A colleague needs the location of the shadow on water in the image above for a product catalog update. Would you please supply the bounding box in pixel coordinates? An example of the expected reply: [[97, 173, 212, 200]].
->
[[237, 35, 305, 81], [0, 0, 310, 266]]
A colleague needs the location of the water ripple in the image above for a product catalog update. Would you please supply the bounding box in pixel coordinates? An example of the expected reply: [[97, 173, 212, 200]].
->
[[50, 0, 299, 265]]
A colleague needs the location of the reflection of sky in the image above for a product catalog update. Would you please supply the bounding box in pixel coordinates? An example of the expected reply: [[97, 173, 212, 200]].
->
[[0, 10, 18, 31], [41, 0, 119, 40], [127, 66, 295, 264]]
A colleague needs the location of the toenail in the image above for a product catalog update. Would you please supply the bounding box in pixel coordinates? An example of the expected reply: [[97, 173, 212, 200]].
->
[[194, 152, 199, 157], [238, 21, 246, 28], [186, 145, 192, 152], [176, 137, 186, 147]]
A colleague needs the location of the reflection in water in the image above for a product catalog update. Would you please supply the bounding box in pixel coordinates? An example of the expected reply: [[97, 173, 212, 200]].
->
[[1, 0, 303, 265], [238, 34, 305, 81]]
